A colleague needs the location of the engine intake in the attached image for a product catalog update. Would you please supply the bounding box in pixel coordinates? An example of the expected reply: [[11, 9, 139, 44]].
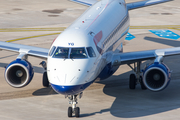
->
[[143, 62, 171, 92], [5, 59, 34, 88]]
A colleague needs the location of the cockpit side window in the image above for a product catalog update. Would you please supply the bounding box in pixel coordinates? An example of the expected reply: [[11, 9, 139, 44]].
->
[[48, 46, 56, 56], [70, 48, 88, 59], [86, 47, 96, 57], [52, 47, 69, 58]]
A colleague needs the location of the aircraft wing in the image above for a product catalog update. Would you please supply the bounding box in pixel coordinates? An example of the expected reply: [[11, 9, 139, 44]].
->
[[112, 47, 180, 65], [127, 0, 172, 10], [70, 0, 98, 6], [0, 41, 49, 59]]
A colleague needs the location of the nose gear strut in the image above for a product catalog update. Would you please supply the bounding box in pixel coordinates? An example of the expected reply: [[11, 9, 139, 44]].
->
[[66, 92, 83, 117]]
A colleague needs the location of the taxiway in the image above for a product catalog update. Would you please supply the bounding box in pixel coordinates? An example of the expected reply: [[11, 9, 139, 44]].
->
[[0, 0, 180, 119]]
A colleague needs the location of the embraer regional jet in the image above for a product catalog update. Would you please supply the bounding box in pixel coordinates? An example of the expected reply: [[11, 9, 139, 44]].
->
[[0, 0, 176, 117]]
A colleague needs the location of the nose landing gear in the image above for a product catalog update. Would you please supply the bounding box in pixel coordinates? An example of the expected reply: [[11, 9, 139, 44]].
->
[[67, 93, 83, 117]]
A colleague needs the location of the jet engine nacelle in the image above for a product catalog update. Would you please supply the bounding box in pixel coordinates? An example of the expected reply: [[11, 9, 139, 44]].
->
[[143, 62, 171, 92], [5, 59, 34, 88]]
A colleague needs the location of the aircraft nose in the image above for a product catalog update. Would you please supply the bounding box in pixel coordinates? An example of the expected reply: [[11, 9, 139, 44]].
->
[[50, 72, 93, 95], [48, 59, 94, 95]]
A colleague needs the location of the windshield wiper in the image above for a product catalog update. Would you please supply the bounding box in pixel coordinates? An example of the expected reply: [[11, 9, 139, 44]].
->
[[70, 57, 74, 61], [63, 56, 68, 61]]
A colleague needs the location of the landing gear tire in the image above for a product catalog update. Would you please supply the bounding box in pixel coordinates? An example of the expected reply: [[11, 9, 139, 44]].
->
[[67, 94, 81, 117], [75, 107, 80, 117], [43, 72, 49, 87], [68, 107, 73, 117], [140, 76, 147, 90], [129, 74, 136, 89]]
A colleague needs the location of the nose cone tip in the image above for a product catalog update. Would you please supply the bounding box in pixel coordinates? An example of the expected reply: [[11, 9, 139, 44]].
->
[[50, 80, 94, 95], [51, 84, 84, 95]]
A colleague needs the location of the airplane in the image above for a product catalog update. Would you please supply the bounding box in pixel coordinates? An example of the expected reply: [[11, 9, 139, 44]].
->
[[0, 0, 177, 118]]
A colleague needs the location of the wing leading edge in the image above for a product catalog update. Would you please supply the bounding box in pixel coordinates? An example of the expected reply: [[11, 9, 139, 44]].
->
[[0, 41, 49, 59], [127, 0, 172, 10], [112, 47, 180, 66]]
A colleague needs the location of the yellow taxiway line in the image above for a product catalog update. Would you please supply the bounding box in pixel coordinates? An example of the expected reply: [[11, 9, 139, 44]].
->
[[0, 25, 179, 32], [2, 25, 180, 42], [6, 32, 61, 42], [130, 25, 180, 30], [0, 27, 66, 32]]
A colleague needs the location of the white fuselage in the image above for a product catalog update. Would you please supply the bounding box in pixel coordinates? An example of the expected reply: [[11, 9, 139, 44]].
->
[[47, 0, 129, 95]]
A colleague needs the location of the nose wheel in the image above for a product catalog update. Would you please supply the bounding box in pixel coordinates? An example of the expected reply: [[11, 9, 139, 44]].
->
[[68, 106, 80, 117], [68, 107, 73, 117], [67, 93, 82, 117]]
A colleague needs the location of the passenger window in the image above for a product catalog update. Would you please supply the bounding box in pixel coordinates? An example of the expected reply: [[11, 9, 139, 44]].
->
[[49, 46, 56, 56], [86, 47, 96, 57], [53, 47, 69, 58], [70, 48, 88, 59]]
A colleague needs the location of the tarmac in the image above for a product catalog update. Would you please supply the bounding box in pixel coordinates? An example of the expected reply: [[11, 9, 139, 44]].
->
[[0, 0, 180, 119]]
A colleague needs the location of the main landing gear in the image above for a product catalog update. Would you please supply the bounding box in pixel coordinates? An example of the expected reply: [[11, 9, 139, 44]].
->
[[42, 71, 49, 87], [67, 92, 83, 118], [40, 61, 49, 87], [128, 62, 147, 90]]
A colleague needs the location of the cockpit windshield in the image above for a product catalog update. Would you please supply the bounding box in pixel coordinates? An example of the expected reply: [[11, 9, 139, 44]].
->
[[70, 48, 88, 59], [50, 46, 96, 59], [51, 47, 92, 59], [53, 47, 69, 58]]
